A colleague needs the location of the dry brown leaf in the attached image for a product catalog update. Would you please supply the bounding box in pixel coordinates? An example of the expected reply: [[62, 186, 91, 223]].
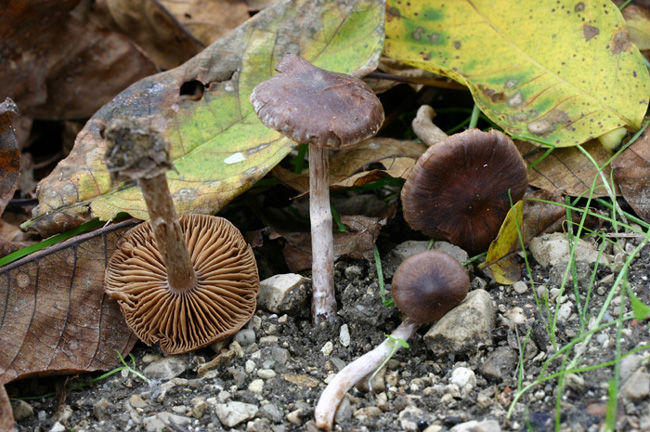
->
[[93, 0, 204, 69], [516, 139, 615, 198], [0, 99, 20, 214], [0, 1, 157, 120], [273, 214, 387, 273], [273, 138, 427, 194], [0, 219, 139, 385], [0, 384, 13, 432], [612, 132, 650, 223], [159, 0, 250, 45]]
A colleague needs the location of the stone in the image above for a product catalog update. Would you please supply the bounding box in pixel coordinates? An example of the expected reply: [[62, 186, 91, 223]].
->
[[424, 289, 495, 355], [191, 398, 209, 418], [234, 328, 256, 346], [248, 379, 264, 393], [399, 406, 424, 431], [272, 346, 290, 365], [143, 355, 189, 380], [354, 406, 382, 421], [620, 367, 650, 400], [142, 412, 192, 432], [246, 417, 272, 432], [50, 422, 66, 432], [10, 399, 34, 421], [129, 394, 148, 409], [480, 346, 518, 382], [258, 273, 310, 314], [257, 369, 277, 379], [215, 401, 259, 428], [512, 281, 528, 294], [93, 398, 111, 421], [334, 396, 354, 424], [260, 403, 284, 423], [339, 324, 351, 347], [321, 341, 334, 355], [529, 233, 609, 268], [450, 367, 476, 395], [450, 419, 501, 432]]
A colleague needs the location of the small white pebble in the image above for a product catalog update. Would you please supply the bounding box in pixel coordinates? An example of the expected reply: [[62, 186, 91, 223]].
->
[[321, 341, 334, 356]]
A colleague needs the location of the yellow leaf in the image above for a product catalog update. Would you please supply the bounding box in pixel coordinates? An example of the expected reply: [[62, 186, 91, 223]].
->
[[385, 0, 650, 147], [481, 201, 524, 285]]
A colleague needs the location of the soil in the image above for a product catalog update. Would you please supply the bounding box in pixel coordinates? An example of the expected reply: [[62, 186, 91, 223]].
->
[[6, 205, 650, 432]]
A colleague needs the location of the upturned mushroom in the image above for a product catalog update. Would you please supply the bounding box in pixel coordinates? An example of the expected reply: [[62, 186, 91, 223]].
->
[[250, 54, 384, 325], [103, 117, 260, 355], [314, 250, 469, 430], [401, 129, 528, 255]]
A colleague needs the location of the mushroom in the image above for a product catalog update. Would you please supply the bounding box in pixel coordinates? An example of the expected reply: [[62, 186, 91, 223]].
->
[[401, 129, 528, 255], [250, 54, 384, 325], [314, 250, 469, 430], [103, 117, 259, 355]]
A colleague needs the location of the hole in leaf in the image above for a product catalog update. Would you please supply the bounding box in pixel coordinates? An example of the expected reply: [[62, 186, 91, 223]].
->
[[179, 80, 205, 101]]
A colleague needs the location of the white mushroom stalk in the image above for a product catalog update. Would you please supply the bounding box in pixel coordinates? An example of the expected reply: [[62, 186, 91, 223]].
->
[[314, 318, 420, 430]]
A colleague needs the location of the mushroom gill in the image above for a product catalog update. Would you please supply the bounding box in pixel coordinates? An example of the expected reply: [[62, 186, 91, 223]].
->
[[105, 214, 259, 355]]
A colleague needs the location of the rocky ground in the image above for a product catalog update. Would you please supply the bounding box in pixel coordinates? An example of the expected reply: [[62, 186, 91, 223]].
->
[[6, 204, 650, 432]]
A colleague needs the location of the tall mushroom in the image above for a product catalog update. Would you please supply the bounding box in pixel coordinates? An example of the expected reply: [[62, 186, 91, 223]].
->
[[401, 129, 528, 255], [250, 54, 384, 325], [103, 117, 260, 355], [314, 250, 469, 430]]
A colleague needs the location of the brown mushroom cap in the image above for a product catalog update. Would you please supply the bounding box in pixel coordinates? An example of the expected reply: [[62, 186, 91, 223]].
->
[[391, 250, 469, 324], [249, 54, 384, 149], [401, 129, 528, 255], [105, 214, 259, 355]]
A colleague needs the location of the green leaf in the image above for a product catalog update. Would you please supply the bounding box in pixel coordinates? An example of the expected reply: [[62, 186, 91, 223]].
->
[[27, 0, 385, 236], [385, 0, 650, 147], [628, 284, 650, 321]]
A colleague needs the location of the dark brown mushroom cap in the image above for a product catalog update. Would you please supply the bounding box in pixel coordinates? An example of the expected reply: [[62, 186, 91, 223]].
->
[[105, 214, 259, 355], [249, 54, 384, 149], [401, 129, 528, 255], [391, 250, 469, 324]]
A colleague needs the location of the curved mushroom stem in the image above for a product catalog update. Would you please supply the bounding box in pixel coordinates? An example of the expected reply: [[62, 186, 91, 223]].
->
[[412, 105, 447, 147], [314, 318, 421, 430], [309, 145, 336, 325]]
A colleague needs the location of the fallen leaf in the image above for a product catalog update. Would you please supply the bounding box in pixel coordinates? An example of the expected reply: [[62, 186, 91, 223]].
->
[[92, 0, 205, 69], [27, 0, 385, 238], [0, 385, 13, 432], [0, 219, 139, 385], [159, 0, 250, 45], [283, 373, 320, 388], [275, 214, 387, 272], [273, 138, 426, 193], [612, 132, 650, 223], [622, 4, 650, 51], [384, 0, 650, 147], [0, 99, 20, 214], [0, 1, 157, 120], [481, 201, 525, 285], [482, 190, 574, 284], [516, 139, 616, 197]]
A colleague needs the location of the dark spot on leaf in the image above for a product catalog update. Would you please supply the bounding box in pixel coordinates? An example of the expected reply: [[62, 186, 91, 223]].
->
[[428, 33, 441, 43], [575, 2, 585, 12], [610, 31, 631, 54], [454, 40, 461, 49], [583, 25, 599, 41], [479, 85, 505, 103], [179, 80, 205, 101], [507, 91, 524, 108], [504, 78, 519, 89], [387, 7, 401, 21]]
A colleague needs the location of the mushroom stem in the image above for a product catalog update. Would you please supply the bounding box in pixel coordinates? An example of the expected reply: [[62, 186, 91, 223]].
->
[[103, 117, 197, 294], [138, 175, 197, 293], [309, 145, 336, 325], [412, 105, 448, 147], [314, 318, 421, 430]]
